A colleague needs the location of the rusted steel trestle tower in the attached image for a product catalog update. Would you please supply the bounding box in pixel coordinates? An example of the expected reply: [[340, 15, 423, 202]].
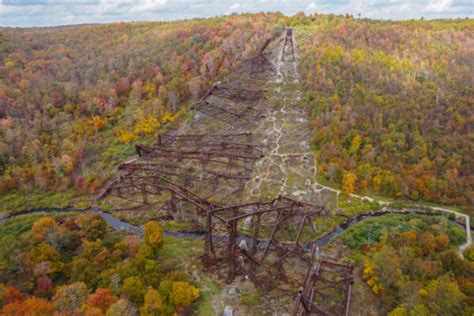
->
[[202, 196, 328, 289], [292, 256, 354, 316]]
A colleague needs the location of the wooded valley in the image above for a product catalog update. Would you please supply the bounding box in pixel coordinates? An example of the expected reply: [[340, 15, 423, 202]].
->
[[0, 12, 472, 316]]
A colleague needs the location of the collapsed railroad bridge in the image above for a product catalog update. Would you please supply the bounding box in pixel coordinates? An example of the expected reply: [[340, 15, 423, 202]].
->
[[100, 28, 354, 316]]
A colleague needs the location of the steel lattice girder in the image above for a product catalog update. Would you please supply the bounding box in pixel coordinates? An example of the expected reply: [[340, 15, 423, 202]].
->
[[199, 82, 266, 103], [100, 133, 263, 206], [292, 256, 354, 316], [101, 173, 218, 212], [192, 84, 266, 126], [202, 195, 331, 290]]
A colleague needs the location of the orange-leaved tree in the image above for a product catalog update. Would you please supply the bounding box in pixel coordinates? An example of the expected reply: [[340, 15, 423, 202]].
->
[[86, 288, 118, 312], [2, 297, 55, 315]]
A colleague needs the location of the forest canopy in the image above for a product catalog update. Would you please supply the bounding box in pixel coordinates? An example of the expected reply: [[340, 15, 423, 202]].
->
[[0, 13, 285, 198], [293, 15, 474, 209], [0, 213, 200, 315], [0, 13, 472, 209], [292, 15, 473, 208]]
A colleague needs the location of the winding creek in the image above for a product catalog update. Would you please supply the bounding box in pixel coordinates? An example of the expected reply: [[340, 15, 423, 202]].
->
[[1, 207, 471, 252], [0, 31, 463, 256]]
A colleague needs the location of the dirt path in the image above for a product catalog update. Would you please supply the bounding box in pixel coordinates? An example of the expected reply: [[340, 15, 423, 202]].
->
[[244, 30, 318, 201]]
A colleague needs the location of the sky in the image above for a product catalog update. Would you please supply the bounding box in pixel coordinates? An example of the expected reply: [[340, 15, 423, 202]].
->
[[0, 0, 473, 27]]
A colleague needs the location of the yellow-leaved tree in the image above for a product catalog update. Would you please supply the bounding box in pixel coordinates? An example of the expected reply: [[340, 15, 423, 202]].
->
[[144, 221, 164, 253], [118, 129, 138, 144], [342, 171, 357, 194], [140, 287, 163, 316], [170, 281, 200, 310], [363, 260, 382, 294]]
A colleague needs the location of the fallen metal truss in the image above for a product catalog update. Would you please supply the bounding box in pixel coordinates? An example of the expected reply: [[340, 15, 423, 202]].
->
[[192, 83, 266, 127], [100, 133, 263, 209], [100, 31, 354, 315], [249, 37, 275, 78], [292, 258, 354, 316], [101, 171, 215, 212], [199, 82, 265, 102], [202, 195, 330, 290]]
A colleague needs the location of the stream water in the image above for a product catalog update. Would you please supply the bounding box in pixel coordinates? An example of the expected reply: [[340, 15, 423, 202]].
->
[[1, 207, 469, 251]]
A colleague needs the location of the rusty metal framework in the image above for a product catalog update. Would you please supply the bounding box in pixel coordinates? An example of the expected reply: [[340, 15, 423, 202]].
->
[[101, 32, 354, 315], [292, 258, 354, 316], [100, 164, 218, 218], [282, 27, 296, 62], [192, 83, 266, 127], [101, 133, 263, 210], [202, 195, 329, 290], [248, 37, 275, 78]]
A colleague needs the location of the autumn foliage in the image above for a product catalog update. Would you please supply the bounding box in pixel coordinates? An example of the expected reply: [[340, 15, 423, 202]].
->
[[2, 287, 21, 305], [352, 215, 474, 315], [0, 216, 200, 315], [141, 287, 163, 315], [293, 14, 473, 208], [86, 288, 118, 312], [2, 297, 55, 315], [0, 13, 285, 198], [144, 221, 164, 252], [170, 281, 200, 309]]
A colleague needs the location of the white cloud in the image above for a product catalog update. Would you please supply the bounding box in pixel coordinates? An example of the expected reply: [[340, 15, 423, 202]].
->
[[229, 3, 240, 10], [226, 2, 240, 14], [0, 0, 472, 27], [307, 1, 317, 12], [345, 0, 376, 16], [426, 0, 453, 12], [129, 0, 168, 14]]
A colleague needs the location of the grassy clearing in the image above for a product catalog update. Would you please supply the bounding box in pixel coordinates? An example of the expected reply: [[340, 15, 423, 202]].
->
[[108, 209, 160, 226], [193, 277, 222, 316], [164, 220, 203, 232], [338, 196, 381, 217], [240, 289, 262, 306], [0, 190, 90, 214], [161, 235, 203, 263], [314, 216, 347, 235], [162, 236, 222, 316]]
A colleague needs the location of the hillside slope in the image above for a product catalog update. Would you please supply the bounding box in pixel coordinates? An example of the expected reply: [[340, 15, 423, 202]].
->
[[0, 14, 473, 213], [0, 14, 285, 201], [293, 15, 473, 209]]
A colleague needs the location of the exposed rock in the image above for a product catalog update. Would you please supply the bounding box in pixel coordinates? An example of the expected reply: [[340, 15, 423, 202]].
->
[[243, 217, 252, 230], [239, 239, 249, 250], [194, 112, 204, 120], [228, 286, 239, 296], [223, 306, 234, 316]]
